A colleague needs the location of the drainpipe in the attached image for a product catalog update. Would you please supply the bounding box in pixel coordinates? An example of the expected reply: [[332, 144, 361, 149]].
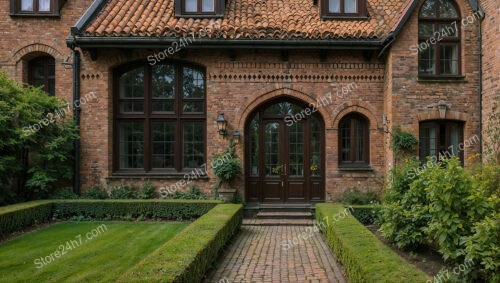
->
[[72, 49, 81, 194], [478, 11, 484, 160]]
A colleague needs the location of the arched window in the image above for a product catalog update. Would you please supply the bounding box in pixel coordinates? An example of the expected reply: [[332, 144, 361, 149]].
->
[[114, 62, 206, 172], [418, 0, 461, 76], [339, 113, 369, 167], [28, 56, 55, 96]]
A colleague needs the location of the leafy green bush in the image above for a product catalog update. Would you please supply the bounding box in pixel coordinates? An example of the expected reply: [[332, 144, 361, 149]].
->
[[137, 181, 156, 199], [81, 185, 109, 199], [0, 200, 53, 237], [379, 159, 431, 250], [109, 184, 137, 199], [48, 187, 79, 199], [316, 203, 431, 282], [350, 205, 380, 225], [213, 145, 241, 183], [341, 189, 379, 205], [391, 129, 419, 151], [119, 204, 243, 282], [0, 73, 79, 204], [163, 185, 208, 200]]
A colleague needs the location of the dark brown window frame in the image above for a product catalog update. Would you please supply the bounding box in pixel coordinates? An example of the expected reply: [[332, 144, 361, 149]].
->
[[28, 56, 55, 96], [338, 113, 370, 167], [419, 120, 464, 165], [174, 0, 225, 17], [321, 0, 368, 19], [113, 60, 207, 174], [418, 0, 461, 77], [10, 0, 66, 17]]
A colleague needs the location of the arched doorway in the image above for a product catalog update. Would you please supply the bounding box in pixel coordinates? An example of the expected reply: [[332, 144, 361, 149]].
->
[[245, 98, 325, 203]]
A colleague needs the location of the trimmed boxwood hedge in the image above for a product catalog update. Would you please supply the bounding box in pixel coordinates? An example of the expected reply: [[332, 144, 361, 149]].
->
[[350, 205, 379, 225], [119, 204, 243, 283], [52, 199, 221, 220], [316, 203, 431, 282], [0, 200, 222, 237], [0, 200, 53, 237]]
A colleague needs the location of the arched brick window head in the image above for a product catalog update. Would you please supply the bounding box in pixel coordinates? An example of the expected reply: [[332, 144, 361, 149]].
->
[[418, 0, 461, 76], [28, 56, 55, 96]]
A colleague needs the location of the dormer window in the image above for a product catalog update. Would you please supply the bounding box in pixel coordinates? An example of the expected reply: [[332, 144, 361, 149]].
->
[[10, 0, 66, 16], [175, 0, 224, 17], [321, 0, 367, 18]]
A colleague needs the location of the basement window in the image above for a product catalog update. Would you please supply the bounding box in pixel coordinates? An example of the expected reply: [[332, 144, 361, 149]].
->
[[10, 0, 66, 16], [175, 0, 225, 17], [321, 0, 368, 19]]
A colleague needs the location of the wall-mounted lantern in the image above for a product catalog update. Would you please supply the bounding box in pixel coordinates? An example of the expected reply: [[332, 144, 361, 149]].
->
[[233, 130, 240, 144], [217, 112, 227, 136], [438, 100, 447, 119]]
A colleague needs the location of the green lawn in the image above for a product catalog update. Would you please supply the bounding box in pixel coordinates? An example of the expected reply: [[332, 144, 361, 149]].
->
[[0, 221, 188, 282]]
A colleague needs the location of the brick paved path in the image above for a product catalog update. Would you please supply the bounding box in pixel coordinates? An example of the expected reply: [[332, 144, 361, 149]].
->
[[204, 225, 347, 283]]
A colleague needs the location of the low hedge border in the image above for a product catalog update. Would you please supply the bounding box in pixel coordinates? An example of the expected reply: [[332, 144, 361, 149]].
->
[[0, 200, 53, 237], [316, 203, 431, 282], [119, 204, 243, 282], [350, 204, 379, 225], [0, 199, 222, 237]]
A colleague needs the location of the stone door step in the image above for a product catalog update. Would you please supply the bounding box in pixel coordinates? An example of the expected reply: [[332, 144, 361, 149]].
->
[[256, 211, 313, 219], [243, 219, 314, 226]]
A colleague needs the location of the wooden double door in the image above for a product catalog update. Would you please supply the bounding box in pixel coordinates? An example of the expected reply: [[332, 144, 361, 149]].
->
[[245, 99, 325, 203]]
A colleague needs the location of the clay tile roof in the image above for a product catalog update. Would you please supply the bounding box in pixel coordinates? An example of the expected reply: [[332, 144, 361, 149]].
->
[[83, 0, 414, 40]]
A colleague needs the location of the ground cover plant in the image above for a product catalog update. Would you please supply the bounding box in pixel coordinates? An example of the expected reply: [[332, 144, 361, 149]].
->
[[0, 221, 188, 282]]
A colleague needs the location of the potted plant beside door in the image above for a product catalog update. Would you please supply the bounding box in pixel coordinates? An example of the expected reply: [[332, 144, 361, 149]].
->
[[213, 144, 242, 202]]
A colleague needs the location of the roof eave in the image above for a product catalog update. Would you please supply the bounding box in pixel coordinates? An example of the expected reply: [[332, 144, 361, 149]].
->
[[67, 36, 384, 50]]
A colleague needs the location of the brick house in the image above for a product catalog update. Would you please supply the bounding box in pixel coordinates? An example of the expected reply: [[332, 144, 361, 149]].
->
[[0, 0, 496, 203]]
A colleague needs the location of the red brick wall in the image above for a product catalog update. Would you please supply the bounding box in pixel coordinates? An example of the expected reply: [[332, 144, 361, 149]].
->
[[480, 0, 499, 161], [385, 0, 482, 169]]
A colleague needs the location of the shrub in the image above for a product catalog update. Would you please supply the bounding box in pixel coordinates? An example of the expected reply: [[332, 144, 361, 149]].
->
[[164, 185, 208, 200], [52, 200, 220, 220], [341, 188, 379, 205], [316, 203, 431, 282], [81, 185, 109, 199], [109, 184, 137, 199], [0, 73, 79, 204], [350, 205, 380, 225], [137, 181, 156, 199], [0, 200, 53, 237], [213, 145, 241, 183], [119, 204, 243, 282], [48, 187, 79, 199]]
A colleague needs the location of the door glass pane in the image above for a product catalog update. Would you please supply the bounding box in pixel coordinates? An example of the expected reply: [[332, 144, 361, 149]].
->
[[440, 44, 458, 75], [202, 0, 214, 12], [289, 122, 304, 176], [183, 121, 204, 168], [119, 121, 144, 169], [119, 67, 144, 98], [249, 114, 259, 176], [264, 102, 303, 116], [310, 116, 321, 176], [265, 122, 280, 176], [21, 0, 33, 11], [419, 45, 436, 75], [329, 0, 340, 13], [38, 0, 50, 11], [152, 122, 175, 168], [185, 0, 197, 12], [344, 0, 357, 13]]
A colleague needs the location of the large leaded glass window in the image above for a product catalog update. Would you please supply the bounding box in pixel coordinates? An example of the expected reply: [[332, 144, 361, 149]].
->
[[418, 0, 461, 76], [115, 62, 206, 172]]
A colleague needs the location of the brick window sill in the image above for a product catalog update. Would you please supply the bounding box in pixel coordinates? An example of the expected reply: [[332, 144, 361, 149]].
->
[[418, 75, 467, 83], [338, 166, 374, 172], [108, 172, 209, 180]]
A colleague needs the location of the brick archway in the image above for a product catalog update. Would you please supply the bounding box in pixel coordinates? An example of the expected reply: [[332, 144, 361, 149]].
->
[[237, 87, 333, 131], [332, 102, 380, 130]]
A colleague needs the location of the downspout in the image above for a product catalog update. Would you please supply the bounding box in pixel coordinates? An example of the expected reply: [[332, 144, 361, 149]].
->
[[478, 11, 484, 160], [71, 47, 81, 194]]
